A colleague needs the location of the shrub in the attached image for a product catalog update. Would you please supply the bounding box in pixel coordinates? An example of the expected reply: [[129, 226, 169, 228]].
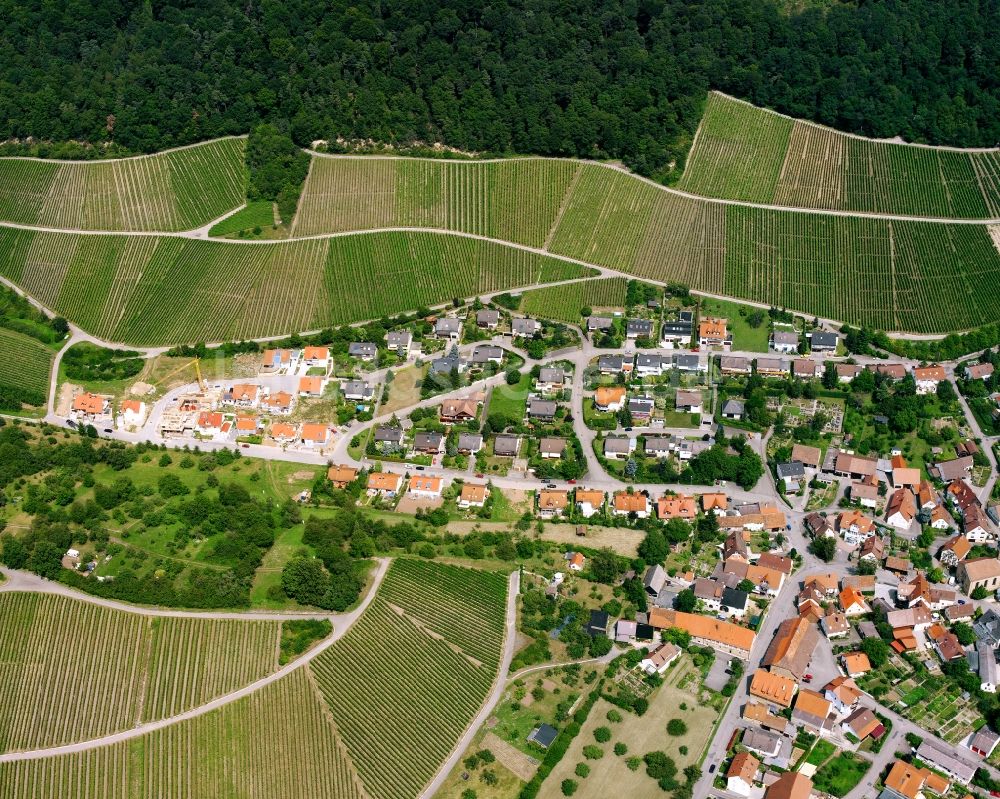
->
[[593, 726, 611, 743], [582, 745, 604, 760], [666, 718, 688, 736], [607, 709, 623, 723], [626, 757, 642, 771], [614, 742, 628, 756], [575, 763, 590, 778], [561, 779, 578, 796]]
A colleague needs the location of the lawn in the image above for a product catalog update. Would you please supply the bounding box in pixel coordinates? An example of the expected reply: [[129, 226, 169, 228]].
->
[[805, 739, 837, 766], [488, 372, 531, 420], [811, 751, 871, 798], [538, 657, 719, 799], [699, 297, 770, 352], [208, 200, 277, 237]]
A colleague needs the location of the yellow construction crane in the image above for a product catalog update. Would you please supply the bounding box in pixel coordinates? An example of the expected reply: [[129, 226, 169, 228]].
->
[[193, 357, 205, 392]]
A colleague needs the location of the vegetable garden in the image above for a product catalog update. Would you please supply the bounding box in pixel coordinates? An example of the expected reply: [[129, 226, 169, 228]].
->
[[0, 138, 247, 232], [309, 559, 509, 799], [680, 92, 1000, 218], [0, 593, 280, 751]]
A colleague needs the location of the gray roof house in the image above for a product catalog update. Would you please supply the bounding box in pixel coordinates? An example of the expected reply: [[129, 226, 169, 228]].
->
[[722, 399, 745, 419], [660, 320, 692, 341], [539, 437, 566, 458], [625, 319, 654, 338], [430, 352, 467, 375], [373, 426, 404, 445], [472, 345, 504, 364], [672, 353, 704, 372], [597, 354, 626, 373], [644, 564, 667, 595], [413, 431, 444, 453], [604, 436, 635, 459], [493, 434, 521, 457], [386, 329, 412, 354], [810, 331, 839, 351], [342, 380, 374, 401], [348, 342, 378, 360], [587, 316, 614, 332], [528, 399, 558, 420], [538, 367, 566, 389], [512, 317, 541, 337], [476, 309, 500, 328], [434, 317, 462, 338], [457, 433, 484, 454]]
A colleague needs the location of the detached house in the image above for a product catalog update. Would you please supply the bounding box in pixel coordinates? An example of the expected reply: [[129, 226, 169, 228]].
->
[[593, 386, 626, 412], [913, 365, 946, 394], [386, 330, 412, 357], [770, 330, 798, 354], [434, 317, 462, 339], [613, 491, 650, 518], [698, 317, 729, 348], [511, 317, 541, 338]]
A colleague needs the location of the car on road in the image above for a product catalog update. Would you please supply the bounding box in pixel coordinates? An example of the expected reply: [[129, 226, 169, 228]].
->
[[546, 483, 556, 489], [416, 465, 425, 470], [567, 479, 577, 484], [708, 764, 716, 774], [103, 428, 113, 433], [241, 443, 250, 449], [624, 426, 633, 431], [476, 473, 484, 479], [803, 674, 813, 682]]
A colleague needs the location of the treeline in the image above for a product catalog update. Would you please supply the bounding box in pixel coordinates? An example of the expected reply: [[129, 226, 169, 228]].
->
[[0, 284, 67, 345], [62, 343, 144, 382], [2, 1, 999, 179]]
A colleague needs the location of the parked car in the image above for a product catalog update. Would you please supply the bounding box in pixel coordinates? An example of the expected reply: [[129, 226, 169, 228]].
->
[[567, 479, 577, 484], [476, 473, 485, 479], [416, 465, 425, 470], [241, 443, 250, 449]]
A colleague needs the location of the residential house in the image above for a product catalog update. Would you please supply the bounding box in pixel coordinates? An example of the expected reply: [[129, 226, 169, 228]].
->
[[699, 317, 729, 347], [538, 437, 565, 459], [659, 318, 692, 346], [413, 431, 445, 454], [440, 398, 479, 423], [644, 436, 674, 459], [430, 351, 467, 376], [260, 348, 295, 373], [810, 331, 838, 351], [327, 464, 358, 488], [824, 676, 862, 715], [195, 411, 225, 438], [858, 535, 885, 562], [434, 317, 462, 339], [234, 415, 260, 436], [821, 611, 850, 639], [587, 316, 614, 333], [851, 480, 879, 509], [885, 488, 917, 530], [792, 689, 833, 733], [938, 534, 971, 567], [897, 572, 957, 610], [839, 586, 869, 616], [458, 483, 489, 509], [776, 461, 805, 491], [958, 557, 1000, 594], [373, 426, 405, 450], [299, 423, 331, 448], [675, 389, 702, 413], [770, 330, 799, 354], [613, 491, 650, 518], [722, 399, 745, 420], [587, 610, 609, 637], [643, 565, 667, 596], [793, 358, 820, 379], [935, 457, 975, 483], [367, 472, 402, 496], [639, 642, 680, 675], [872, 363, 907, 380], [762, 616, 819, 681], [386, 330, 412, 357], [603, 435, 635, 460], [119, 399, 146, 429], [882, 759, 951, 799], [720, 356, 752, 375], [222, 383, 259, 408], [886, 605, 933, 634], [836, 363, 862, 382], [341, 379, 373, 401], [979, 641, 999, 693], [764, 772, 813, 799], [915, 739, 976, 786], [726, 752, 760, 797], [269, 422, 297, 443], [755, 357, 790, 377], [511, 317, 541, 338], [538, 490, 569, 518], [694, 577, 727, 612], [625, 318, 654, 339], [575, 489, 605, 518], [456, 433, 483, 454], [348, 342, 377, 361], [743, 728, 783, 760], [749, 668, 797, 708], [476, 309, 500, 329], [805, 512, 833, 538], [528, 399, 558, 421], [948, 478, 980, 515], [702, 492, 728, 515], [657, 494, 698, 521], [791, 444, 822, 470], [841, 651, 872, 677], [891, 458, 921, 491], [299, 376, 328, 397], [472, 345, 503, 365], [842, 707, 884, 742], [597, 353, 626, 374], [721, 587, 749, 619], [301, 346, 330, 369], [261, 390, 294, 415], [493, 434, 521, 457], [837, 509, 877, 545], [913, 365, 946, 394], [408, 475, 443, 499], [964, 504, 992, 541], [742, 702, 790, 734], [593, 386, 626, 412], [536, 367, 566, 394], [627, 396, 655, 419], [965, 362, 995, 381]]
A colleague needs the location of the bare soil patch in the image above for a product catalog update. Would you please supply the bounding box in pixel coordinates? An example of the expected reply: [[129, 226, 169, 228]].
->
[[483, 732, 540, 782]]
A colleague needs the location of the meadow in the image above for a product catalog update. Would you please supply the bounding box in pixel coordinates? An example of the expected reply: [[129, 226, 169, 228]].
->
[[309, 559, 509, 799], [679, 92, 1000, 218], [0, 593, 281, 752], [0, 328, 53, 406], [0, 138, 247, 232], [519, 277, 628, 322], [0, 227, 593, 345]]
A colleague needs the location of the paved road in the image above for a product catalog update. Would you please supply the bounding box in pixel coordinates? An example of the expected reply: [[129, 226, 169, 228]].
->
[[0, 557, 391, 762], [0, 566, 344, 620], [419, 570, 521, 799]]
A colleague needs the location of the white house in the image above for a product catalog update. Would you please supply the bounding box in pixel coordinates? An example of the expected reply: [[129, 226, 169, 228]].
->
[[640, 642, 680, 676], [119, 399, 146, 430]]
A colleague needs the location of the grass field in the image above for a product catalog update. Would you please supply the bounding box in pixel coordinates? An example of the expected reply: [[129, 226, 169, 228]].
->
[[0, 328, 53, 405], [520, 277, 628, 323], [699, 297, 769, 352], [309, 559, 509, 799], [0, 592, 281, 751], [0, 228, 593, 345], [679, 92, 1000, 217], [0, 669, 365, 799], [293, 156, 581, 247], [0, 138, 247, 231]]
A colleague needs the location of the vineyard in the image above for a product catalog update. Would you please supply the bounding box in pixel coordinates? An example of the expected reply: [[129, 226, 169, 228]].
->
[[0, 227, 593, 345], [309, 559, 509, 799], [0, 593, 280, 752], [520, 277, 629, 322], [0, 329, 52, 402], [0, 670, 365, 799], [293, 156, 581, 247], [679, 92, 1000, 217], [0, 138, 246, 232]]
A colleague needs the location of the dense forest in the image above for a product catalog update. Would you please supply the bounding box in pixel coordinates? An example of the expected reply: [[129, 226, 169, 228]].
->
[[1, 0, 998, 178]]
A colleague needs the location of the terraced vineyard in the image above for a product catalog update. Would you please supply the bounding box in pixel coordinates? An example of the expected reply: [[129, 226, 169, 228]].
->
[[309, 560, 508, 799], [293, 156, 580, 247], [679, 92, 1000, 217], [0, 670, 364, 799], [0, 227, 593, 345], [520, 277, 629, 322], [0, 328, 53, 404], [0, 593, 280, 752], [0, 138, 246, 231]]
